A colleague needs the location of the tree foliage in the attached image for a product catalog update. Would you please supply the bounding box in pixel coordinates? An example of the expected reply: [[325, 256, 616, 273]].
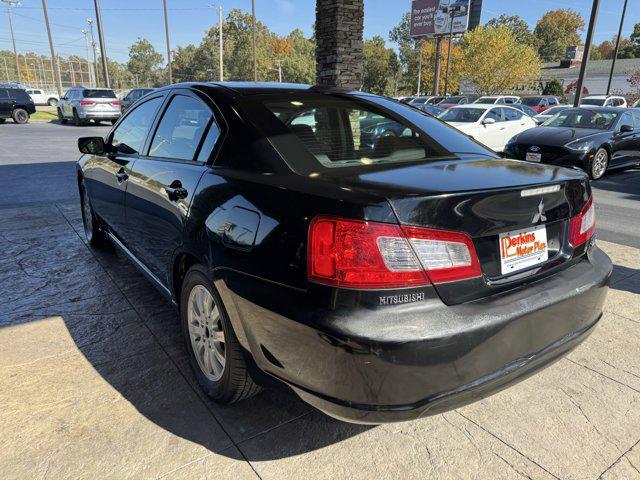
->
[[534, 9, 585, 62], [486, 14, 534, 46], [460, 26, 541, 94], [363, 36, 398, 95], [127, 38, 164, 86]]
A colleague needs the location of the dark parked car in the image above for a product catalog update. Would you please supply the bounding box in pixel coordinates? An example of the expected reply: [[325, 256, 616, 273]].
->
[[505, 106, 640, 180], [438, 94, 479, 109], [77, 82, 611, 423], [519, 95, 562, 113], [121, 88, 155, 113], [412, 103, 445, 116], [0, 87, 36, 124]]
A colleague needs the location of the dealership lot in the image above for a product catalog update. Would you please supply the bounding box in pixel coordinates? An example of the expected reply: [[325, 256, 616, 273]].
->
[[0, 121, 639, 479]]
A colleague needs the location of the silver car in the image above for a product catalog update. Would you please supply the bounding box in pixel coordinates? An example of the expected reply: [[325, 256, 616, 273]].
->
[[57, 87, 121, 126]]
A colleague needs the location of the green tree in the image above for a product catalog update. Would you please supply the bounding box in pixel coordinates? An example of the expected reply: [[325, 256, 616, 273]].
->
[[534, 9, 585, 62], [460, 26, 541, 94], [127, 38, 163, 86], [363, 36, 394, 94], [280, 29, 315, 84], [486, 14, 534, 46], [542, 79, 567, 102], [630, 23, 640, 45]]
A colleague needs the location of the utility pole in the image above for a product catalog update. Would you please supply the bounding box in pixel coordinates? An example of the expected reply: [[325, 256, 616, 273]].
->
[[218, 4, 223, 81], [416, 40, 423, 95], [432, 37, 442, 95], [1, 0, 21, 83], [82, 29, 93, 87], [93, 0, 110, 88], [162, 0, 172, 84], [574, 0, 600, 107], [443, 10, 455, 96], [251, 0, 257, 81], [87, 19, 99, 87], [41, 0, 63, 96], [607, 0, 628, 96]]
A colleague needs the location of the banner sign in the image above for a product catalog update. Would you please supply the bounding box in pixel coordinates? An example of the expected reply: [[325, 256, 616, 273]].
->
[[410, 0, 471, 38]]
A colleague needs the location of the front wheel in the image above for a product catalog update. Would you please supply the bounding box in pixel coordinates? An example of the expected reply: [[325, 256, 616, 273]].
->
[[47, 98, 58, 107], [180, 266, 261, 404], [12, 108, 29, 124], [589, 148, 609, 180], [57, 108, 67, 124], [80, 179, 110, 248], [73, 109, 84, 126]]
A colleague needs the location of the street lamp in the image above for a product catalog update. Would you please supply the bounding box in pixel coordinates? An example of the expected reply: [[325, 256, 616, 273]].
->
[[1, 0, 21, 83]]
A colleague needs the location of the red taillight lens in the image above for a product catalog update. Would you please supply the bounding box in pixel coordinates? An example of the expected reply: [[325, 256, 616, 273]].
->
[[307, 217, 481, 289], [569, 196, 595, 248], [81, 100, 94, 105], [111, 101, 121, 105]]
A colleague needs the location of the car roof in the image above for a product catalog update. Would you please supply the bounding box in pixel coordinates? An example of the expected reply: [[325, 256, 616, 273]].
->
[[449, 104, 506, 110], [583, 95, 624, 99], [565, 105, 622, 113]]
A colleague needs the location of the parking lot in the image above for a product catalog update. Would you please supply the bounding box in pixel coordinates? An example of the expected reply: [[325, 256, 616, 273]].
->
[[1, 121, 639, 479]]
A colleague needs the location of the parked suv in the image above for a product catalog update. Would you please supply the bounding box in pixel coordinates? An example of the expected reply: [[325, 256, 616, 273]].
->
[[25, 88, 59, 106], [581, 95, 627, 108], [121, 88, 155, 114], [0, 87, 36, 124], [57, 87, 121, 126]]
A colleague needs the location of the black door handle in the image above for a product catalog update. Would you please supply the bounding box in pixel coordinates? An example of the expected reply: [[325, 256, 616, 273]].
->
[[115, 169, 128, 183], [165, 186, 188, 201]]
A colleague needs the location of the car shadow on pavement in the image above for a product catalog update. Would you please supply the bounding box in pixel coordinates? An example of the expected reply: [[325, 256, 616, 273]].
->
[[0, 201, 374, 461], [592, 167, 640, 201], [610, 264, 640, 293]]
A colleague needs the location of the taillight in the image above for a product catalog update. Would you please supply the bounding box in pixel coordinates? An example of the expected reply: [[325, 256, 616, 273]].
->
[[569, 196, 595, 248], [111, 101, 121, 105], [81, 100, 94, 105], [307, 216, 481, 289]]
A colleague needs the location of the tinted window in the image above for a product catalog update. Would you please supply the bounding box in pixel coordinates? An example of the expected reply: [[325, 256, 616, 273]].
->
[[476, 97, 497, 104], [0, 89, 8, 99], [632, 111, 640, 129], [505, 108, 523, 121], [487, 108, 504, 122], [439, 107, 484, 123], [581, 98, 606, 106], [543, 109, 619, 130], [196, 122, 221, 163], [111, 97, 162, 154], [521, 97, 542, 107], [148, 95, 213, 161], [618, 112, 634, 130], [83, 89, 116, 99], [9, 89, 30, 101], [261, 95, 494, 172]]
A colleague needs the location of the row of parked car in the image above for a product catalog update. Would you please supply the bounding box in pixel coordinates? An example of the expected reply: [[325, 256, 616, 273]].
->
[[0, 85, 155, 125]]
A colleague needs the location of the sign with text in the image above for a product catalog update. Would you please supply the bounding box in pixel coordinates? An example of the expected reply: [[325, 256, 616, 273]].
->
[[410, 0, 471, 38]]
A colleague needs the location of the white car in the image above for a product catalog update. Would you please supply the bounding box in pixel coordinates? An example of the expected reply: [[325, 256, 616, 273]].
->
[[473, 95, 520, 105], [25, 88, 59, 106], [580, 95, 627, 108], [438, 104, 537, 152]]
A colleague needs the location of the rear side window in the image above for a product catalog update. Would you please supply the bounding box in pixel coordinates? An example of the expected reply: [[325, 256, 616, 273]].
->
[[487, 108, 504, 122], [83, 89, 116, 99], [9, 89, 30, 101], [505, 108, 523, 121], [631, 111, 640, 129], [148, 95, 213, 161], [259, 95, 494, 172], [111, 97, 162, 154]]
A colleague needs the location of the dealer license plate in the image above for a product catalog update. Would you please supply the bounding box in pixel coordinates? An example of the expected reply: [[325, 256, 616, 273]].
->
[[499, 225, 548, 275], [526, 152, 542, 162]]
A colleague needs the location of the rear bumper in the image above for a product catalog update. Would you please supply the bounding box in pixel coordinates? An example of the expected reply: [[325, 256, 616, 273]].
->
[[228, 245, 611, 424], [79, 110, 121, 119]]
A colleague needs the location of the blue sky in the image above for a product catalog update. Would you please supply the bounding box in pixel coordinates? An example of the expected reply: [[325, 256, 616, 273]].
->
[[0, 0, 637, 63]]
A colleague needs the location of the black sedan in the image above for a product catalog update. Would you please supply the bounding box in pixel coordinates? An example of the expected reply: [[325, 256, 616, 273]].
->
[[505, 106, 640, 180], [76, 82, 611, 423]]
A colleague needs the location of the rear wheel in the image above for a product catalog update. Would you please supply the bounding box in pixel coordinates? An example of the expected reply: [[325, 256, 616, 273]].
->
[[73, 109, 84, 126], [180, 266, 261, 404], [590, 148, 609, 180], [12, 108, 29, 124], [57, 108, 67, 124], [80, 179, 110, 248]]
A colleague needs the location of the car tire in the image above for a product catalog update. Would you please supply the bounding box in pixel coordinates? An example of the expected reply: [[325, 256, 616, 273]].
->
[[180, 266, 261, 404], [589, 148, 609, 180], [47, 98, 58, 107], [57, 108, 67, 124], [79, 179, 110, 249], [73, 109, 84, 126], [12, 108, 29, 124], [110, 119, 117, 125], [0, 118, 5, 124]]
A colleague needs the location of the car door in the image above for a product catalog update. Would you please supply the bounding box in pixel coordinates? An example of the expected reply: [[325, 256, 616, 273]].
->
[[124, 88, 222, 285], [475, 108, 503, 150], [631, 110, 640, 163], [83, 94, 165, 237], [0, 89, 11, 117], [62, 89, 75, 116], [503, 107, 531, 143], [611, 111, 637, 167]]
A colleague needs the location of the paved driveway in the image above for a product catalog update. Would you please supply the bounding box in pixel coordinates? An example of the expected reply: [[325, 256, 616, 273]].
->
[[0, 122, 639, 479]]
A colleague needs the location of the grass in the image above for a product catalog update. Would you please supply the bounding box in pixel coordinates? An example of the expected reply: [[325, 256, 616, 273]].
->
[[29, 109, 58, 122]]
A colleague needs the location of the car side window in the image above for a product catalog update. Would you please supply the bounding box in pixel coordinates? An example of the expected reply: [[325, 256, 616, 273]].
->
[[505, 108, 523, 121], [631, 111, 640, 129], [111, 96, 163, 155], [486, 108, 504, 122], [0, 89, 8, 99], [619, 112, 634, 131]]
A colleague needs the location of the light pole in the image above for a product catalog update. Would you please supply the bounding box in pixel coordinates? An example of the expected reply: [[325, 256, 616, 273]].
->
[[219, 4, 223, 81], [162, 0, 172, 84], [41, 0, 62, 97], [82, 29, 93, 87], [93, 0, 110, 88], [87, 19, 99, 87], [574, 0, 600, 107], [1, 0, 21, 83], [606, 0, 628, 96], [251, 0, 257, 81]]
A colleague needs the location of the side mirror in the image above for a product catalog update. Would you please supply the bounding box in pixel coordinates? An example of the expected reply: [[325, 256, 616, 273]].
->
[[620, 124, 634, 133], [483, 117, 496, 125], [78, 136, 108, 155]]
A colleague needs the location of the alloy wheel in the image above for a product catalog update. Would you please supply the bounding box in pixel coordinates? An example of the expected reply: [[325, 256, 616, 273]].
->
[[14, 110, 28, 124], [592, 149, 608, 180], [187, 285, 226, 381]]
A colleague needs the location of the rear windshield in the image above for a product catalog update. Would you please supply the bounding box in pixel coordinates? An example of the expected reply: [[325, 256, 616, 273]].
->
[[8, 89, 31, 101], [521, 97, 543, 106], [580, 98, 606, 106], [83, 89, 116, 99], [251, 94, 495, 174], [543, 106, 568, 116], [475, 97, 498, 104]]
